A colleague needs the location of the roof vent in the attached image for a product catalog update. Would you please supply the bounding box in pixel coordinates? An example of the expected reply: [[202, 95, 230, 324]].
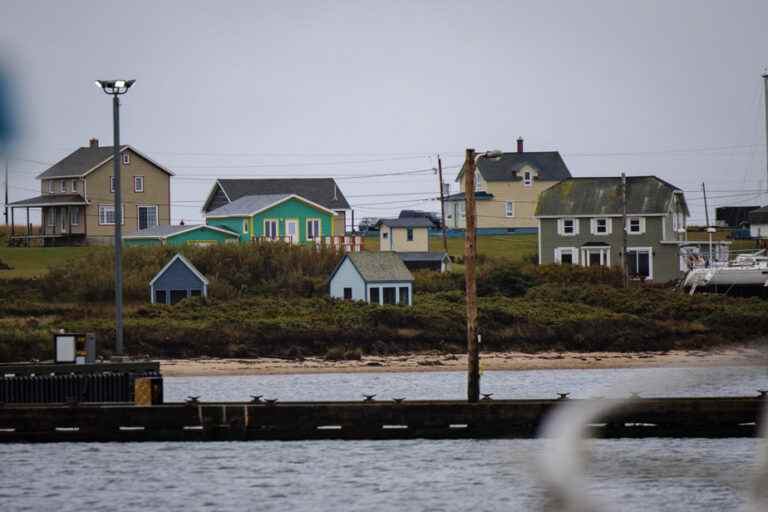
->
[[89, 138, 99, 148], [517, 137, 524, 153]]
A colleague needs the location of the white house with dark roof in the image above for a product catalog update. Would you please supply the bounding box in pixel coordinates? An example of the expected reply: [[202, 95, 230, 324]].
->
[[445, 138, 571, 233], [7, 138, 173, 245], [329, 252, 414, 305], [376, 217, 450, 272], [202, 178, 351, 235]]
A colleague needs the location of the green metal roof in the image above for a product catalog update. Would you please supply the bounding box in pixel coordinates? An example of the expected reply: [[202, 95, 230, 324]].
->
[[535, 176, 689, 217]]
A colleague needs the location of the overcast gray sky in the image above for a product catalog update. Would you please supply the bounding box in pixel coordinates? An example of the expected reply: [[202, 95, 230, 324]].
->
[[2, 0, 767, 225]]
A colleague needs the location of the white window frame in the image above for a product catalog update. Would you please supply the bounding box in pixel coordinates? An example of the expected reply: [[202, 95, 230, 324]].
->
[[626, 246, 653, 280], [58, 180, 65, 193], [581, 246, 611, 267], [523, 170, 533, 187], [70, 208, 81, 226], [71, 179, 78, 193], [242, 219, 249, 234], [110, 176, 116, 193], [122, 152, 130, 165], [475, 173, 482, 190], [554, 247, 578, 265], [47, 181, 54, 194], [306, 218, 322, 240], [557, 218, 579, 236], [626, 216, 646, 235], [136, 204, 158, 230], [264, 219, 279, 240], [590, 218, 612, 235], [59, 207, 67, 231], [98, 204, 124, 226], [505, 201, 515, 218], [134, 176, 144, 193]]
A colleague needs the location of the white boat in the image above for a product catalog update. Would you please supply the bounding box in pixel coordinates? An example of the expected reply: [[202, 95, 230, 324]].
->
[[683, 251, 768, 293]]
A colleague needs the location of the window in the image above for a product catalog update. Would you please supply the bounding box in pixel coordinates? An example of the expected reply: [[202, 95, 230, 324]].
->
[[523, 170, 533, 187], [70, 208, 81, 226], [98, 205, 123, 225], [242, 220, 249, 234], [475, 173, 482, 190], [170, 290, 188, 305], [307, 218, 321, 240], [627, 217, 645, 234], [134, 176, 144, 193], [47, 181, 54, 194], [382, 232, 389, 239], [343, 287, 353, 300], [137, 205, 158, 230], [46, 209, 55, 227], [399, 286, 409, 305], [369, 287, 380, 304], [122, 152, 130, 165], [627, 248, 652, 280], [407, 227, 414, 241], [264, 219, 278, 240], [505, 201, 515, 218], [60, 180, 66, 193], [383, 287, 397, 305], [71, 180, 78, 193], [554, 247, 577, 265], [154, 290, 167, 304], [59, 207, 67, 231], [591, 218, 611, 235], [558, 218, 578, 236], [459, 202, 465, 218], [110, 176, 116, 193]]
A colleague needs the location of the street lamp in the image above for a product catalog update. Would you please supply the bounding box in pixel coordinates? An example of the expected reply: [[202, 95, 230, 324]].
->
[[95, 79, 135, 357], [464, 148, 502, 402]]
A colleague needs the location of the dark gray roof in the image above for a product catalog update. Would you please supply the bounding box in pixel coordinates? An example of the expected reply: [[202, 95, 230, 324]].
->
[[536, 176, 690, 217], [455, 152, 572, 183], [397, 252, 450, 262], [716, 206, 760, 227], [36, 146, 126, 179], [125, 224, 238, 239], [7, 194, 87, 207], [444, 191, 494, 202], [215, 178, 351, 210], [206, 194, 293, 217], [748, 206, 768, 224], [341, 252, 414, 282], [378, 217, 434, 228]]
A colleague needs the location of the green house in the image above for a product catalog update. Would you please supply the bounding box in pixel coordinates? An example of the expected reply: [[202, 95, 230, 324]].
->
[[124, 224, 240, 247], [205, 193, 337, 243]]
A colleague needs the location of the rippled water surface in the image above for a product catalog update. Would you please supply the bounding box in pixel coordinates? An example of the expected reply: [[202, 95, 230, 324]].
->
[[1, 367, 765, 512]]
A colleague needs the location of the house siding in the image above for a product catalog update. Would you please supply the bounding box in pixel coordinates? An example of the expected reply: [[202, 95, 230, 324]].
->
[[206, 217, 250, 242], [126, 226, 239, 247], [84, 149, 171, 243], [329, 258, 366, 301], [379, 225, 429, 252], [539, 216, 682, 282], [152, 259, 206, 291]]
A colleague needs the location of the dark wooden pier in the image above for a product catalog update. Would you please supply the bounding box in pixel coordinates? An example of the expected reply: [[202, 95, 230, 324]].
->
[[0, 395, 763, 443]]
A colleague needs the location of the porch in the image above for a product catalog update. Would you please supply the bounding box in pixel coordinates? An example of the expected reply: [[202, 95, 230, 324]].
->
[[6, 194, 89, 247]]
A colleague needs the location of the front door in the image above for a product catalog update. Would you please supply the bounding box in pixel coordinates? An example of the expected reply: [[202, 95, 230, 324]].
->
[[285, 220, 299, 243]]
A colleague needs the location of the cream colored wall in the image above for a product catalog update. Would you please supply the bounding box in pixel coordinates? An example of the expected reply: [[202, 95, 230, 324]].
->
[[84, 149, 171, 238], [40, 178, 85, 195], [379, 225, 429, 252], [333, 210, 346, 235]]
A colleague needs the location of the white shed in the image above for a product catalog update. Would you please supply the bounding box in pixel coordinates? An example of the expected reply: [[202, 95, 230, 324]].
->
[[329, 252, 415, 305]]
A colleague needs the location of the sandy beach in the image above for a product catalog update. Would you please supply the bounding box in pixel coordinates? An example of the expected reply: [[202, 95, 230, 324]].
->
[[159, 346, 768, 376]]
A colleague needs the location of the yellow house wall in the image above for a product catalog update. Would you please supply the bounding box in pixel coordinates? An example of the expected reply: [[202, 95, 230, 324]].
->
[[84, 149, 171, 239], [379, 225, 429, 252]]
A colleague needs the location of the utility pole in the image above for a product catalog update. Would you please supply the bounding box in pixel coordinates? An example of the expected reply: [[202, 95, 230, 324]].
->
[[464, 148, 480, 403], [762, 72, 768, 194], [621, 173, 628, 288], [702, 182, 713, 266], [437, 154, 448, 254], [3, 157, 8, 227]]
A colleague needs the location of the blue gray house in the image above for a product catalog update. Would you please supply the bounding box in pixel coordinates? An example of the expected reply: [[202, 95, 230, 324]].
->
[[150, 253, 209, 304], [329, 252, 414, 305]]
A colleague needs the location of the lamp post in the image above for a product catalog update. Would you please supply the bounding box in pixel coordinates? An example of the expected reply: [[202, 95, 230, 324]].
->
[[463, 148, 502, 402], [95, 79, 135, 357]]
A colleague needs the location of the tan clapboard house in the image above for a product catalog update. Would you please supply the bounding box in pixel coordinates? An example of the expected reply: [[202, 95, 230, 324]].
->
[[444, 138, 572, 233], [7, 138, 173, 245]]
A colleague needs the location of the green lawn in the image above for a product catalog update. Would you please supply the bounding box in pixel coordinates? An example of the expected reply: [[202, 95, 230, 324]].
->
[[364, 234, 538, 261], [0, 247, 102, 279]]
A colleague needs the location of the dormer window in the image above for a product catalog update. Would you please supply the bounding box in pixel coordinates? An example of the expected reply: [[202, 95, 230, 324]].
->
[[523, 170, 533, 187]]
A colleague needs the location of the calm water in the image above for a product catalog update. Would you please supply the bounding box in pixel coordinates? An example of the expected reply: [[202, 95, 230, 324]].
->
[[1, 367, 765, 512]]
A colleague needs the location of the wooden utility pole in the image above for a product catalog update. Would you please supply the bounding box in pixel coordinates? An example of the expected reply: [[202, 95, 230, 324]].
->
[[437, 154, 449, 254], [464, 148, 480, 402], [621, 172, 628, 288], [3, 157, 8, 227]]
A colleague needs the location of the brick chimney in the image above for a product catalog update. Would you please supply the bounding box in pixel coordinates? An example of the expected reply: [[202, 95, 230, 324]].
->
[[89, 137, 99, 148], [516, 137, 524, 153]]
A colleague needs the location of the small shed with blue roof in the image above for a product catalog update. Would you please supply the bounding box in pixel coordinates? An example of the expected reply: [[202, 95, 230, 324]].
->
[[150, 253, 209, 304]]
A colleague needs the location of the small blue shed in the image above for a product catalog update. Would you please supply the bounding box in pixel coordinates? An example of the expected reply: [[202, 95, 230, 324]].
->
[[150, 253, 209, 304]]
